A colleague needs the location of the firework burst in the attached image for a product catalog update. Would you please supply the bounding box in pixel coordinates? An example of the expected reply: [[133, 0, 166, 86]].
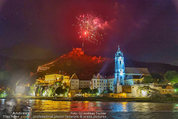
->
[[77, 14, 108, 44]]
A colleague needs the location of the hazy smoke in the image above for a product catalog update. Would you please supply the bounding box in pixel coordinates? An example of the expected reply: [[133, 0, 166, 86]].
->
[[172, 0, 178, 12], [0, 0, 6, 12]]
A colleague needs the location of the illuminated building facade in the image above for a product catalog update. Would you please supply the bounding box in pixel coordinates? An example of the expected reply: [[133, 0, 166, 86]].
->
[[91, 74, 114, 93], [36, 74, 70, 87], [79, 80, 91, 89], [70, 73, 79, 90], [114, 46, 125, 93], [125, 67, 150, 85], [45, 74, 63, 83]]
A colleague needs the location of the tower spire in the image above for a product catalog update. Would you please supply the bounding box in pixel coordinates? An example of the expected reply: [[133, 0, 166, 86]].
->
[[114, 45, 125, 93], [117, 45, 120, 51]]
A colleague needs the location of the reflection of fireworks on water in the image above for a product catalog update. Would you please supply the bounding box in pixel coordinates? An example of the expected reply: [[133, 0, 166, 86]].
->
[[77, 14, 109, 44]]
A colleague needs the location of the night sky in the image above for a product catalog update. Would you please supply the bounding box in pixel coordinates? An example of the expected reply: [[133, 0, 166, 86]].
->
[[0, 0, 177, 65]]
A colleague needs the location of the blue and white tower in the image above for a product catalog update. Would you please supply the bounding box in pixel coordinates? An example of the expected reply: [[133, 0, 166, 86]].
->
[[114, 46, 125, 93]]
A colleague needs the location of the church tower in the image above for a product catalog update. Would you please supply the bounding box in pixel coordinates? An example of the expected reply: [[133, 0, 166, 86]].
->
[[113, 46, 125, 93]]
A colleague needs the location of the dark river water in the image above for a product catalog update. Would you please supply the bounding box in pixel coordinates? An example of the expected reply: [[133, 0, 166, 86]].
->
[[0, 99, 178, 119]]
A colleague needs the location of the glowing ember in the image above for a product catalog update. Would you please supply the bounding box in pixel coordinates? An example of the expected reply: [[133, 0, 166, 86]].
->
[[77, 14, 108, 44]]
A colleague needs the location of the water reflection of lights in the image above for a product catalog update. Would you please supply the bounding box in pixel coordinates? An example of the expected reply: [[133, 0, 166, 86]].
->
[[70, 101, 101, 111], [132, 102, 150, 112], [110, 102, 128, 112], [131, 102, 178, 112], [121, 102, 128, 112], [29, 101, 178, 113], [0, 99, 177, 114], [32, 100, 71, 112]]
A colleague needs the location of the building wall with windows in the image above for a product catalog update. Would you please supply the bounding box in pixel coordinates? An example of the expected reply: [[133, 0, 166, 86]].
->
[[37, 74, 70, 86], [107, 78, 115, 91], [91, 78, 108, 93], [62, 75, 70, 86], [70, 79, 79, 90], [70, 73, 79, 90], [125, 67, 151, 86], [125, 75, 144, 85], [91, 74, 114, 93], [79, 80, 91, 89], [45, 74, 63, 83]]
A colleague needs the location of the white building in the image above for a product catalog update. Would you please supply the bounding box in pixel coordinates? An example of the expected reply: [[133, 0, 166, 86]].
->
[[107, 77, 115, 91], [91, 74, 114, 93], [70, 73, 79, 90], [79, 80, 91, 89]]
